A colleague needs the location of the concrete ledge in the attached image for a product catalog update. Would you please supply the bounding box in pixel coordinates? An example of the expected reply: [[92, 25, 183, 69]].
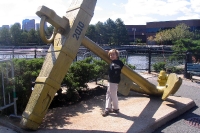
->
[[0, 87, 196, 133], [32, 92, 195, 133], [133, 96, 196, 133]]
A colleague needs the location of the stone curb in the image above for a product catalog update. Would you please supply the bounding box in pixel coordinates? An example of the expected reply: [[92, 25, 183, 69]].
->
[[141, 99, 196, 133]]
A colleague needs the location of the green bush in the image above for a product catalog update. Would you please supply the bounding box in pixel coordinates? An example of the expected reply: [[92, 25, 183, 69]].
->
[[0, 58, 44, 114], [166, 66, 184, 74], [0, 62, 15, 112], [0, 57, 135, 114], [92, 59, 109, 82], [62, 57, 108, 102], [13, 58, 44, 113], [153, 62, 166, 72]]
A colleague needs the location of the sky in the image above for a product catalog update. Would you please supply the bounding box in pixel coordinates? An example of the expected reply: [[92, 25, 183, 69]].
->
[[0, 0, 200, 27]]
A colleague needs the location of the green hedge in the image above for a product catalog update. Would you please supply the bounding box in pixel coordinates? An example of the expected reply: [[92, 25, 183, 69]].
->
[[0, 57, 135, 114], [153, 62, 166, 72], [0, 58, 108, 114]]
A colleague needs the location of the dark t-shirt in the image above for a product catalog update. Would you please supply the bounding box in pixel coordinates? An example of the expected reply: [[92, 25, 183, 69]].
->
[[108, 59, 124, 83]]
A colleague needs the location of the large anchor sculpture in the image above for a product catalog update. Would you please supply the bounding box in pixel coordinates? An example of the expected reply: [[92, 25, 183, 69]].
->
[[20, 0, 182, 130]]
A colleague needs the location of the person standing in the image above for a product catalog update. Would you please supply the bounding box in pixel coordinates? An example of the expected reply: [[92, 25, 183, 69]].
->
[[102, 49, 124, 117]]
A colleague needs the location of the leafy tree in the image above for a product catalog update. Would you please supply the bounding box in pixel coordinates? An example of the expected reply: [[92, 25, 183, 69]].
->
[[0, 27, 11, 45], [154, 23, 193, 44], [46, 25, 54, 34], [193, 30, 200, 40], [85, 18, 129, 46], [27, 29, 37, 43], [20, 31, 29, 44], [104, 18, 116, 45], [85, 24, 97, 42], [0, 24, 54, 46], [114, 18, 129, 45], [172, 23, 193, 40], [147, 36, 155, 45], [45, 25, 54, 40], [150, 23, 200, 60], [10, 23, 22, 45], [36, 30, 43, 45], [172, 38, 200, 59], [95, 21, 106, 44], [170, 24, 200, 57]]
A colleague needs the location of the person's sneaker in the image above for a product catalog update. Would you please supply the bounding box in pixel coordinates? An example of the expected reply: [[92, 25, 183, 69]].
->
[[102, 110, 109, 117], [113, 109, 119, 113], [108, 109, 113, 113]]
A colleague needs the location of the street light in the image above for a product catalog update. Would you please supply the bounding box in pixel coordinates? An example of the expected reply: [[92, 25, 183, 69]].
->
[[132, 28, 136, 44], [99, 34, 102, 45]]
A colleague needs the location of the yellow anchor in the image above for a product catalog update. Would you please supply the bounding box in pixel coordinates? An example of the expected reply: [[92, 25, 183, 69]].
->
[[20, 0, 182, 130]]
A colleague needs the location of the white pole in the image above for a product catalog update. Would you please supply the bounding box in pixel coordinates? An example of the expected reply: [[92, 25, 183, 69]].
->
[[132, 28, 136, 44]]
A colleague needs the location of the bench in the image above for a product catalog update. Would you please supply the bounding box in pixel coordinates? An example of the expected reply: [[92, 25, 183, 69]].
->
[[187, 63, 200, 80]]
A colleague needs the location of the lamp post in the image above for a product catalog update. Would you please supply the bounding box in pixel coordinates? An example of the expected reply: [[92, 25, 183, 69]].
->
[[100, 34, 102, 45], [132, 28, 136, 44]]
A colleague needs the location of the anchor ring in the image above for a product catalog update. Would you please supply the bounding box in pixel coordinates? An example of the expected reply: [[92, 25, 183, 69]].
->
[[40, 16, 57, 44]]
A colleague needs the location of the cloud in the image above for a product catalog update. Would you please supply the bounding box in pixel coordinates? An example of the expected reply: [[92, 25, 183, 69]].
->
[[124, 0, 191, 16], [0, 0, 71, 26], [177, 13, 200, 20], [1, 0, 200, 27], [116, 13, 158, 25], [95, 6, 103, 11], [112, 3, 117, 6], [121, 0, 200, 24], [191, 0, 200, 13]]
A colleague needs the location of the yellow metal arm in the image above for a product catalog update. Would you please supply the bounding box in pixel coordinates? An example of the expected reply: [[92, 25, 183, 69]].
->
[[36, 5, 182, 101], [82, 37, 182, 99]]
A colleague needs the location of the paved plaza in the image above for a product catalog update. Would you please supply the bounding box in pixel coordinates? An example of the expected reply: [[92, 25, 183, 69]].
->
[[0, 72, 200, 133]]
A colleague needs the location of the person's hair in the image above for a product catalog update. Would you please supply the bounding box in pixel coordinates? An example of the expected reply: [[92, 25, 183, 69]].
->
[[108, 49, 119, 58]]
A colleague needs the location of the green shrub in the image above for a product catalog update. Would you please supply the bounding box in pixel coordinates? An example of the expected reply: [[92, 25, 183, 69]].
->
[[92, 59, 109, 82], [13, 58, 44, 113], [1, 57, 134, 113], [0, 58, 45, 114], [166, 66, 184, 74], [61, 57, 108, 102], [153, 62, 166, 72]]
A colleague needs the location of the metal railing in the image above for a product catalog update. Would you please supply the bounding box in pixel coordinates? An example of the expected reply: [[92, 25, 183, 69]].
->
[[0, 48, 47, 60], [82, 50, 128, 61], [0, 46, 185, 74], [0, 59, 17, 115]]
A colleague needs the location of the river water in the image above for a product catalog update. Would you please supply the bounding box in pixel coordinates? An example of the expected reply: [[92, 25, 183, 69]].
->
[[0, 51, 185, 73], [77, 53, 185, 72], [127, 54, 185, 72]]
